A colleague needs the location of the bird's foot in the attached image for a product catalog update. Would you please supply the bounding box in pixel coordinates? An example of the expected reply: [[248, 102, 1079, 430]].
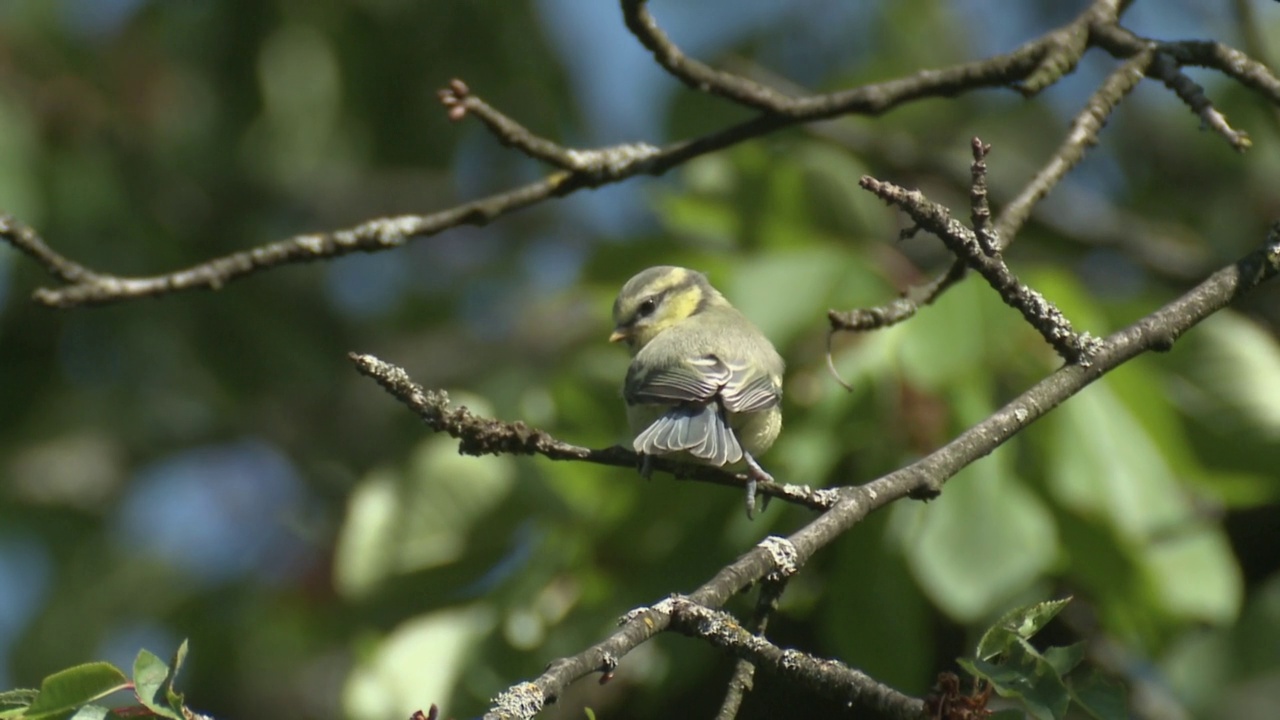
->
[[742, 452, 774, 519], [637, 453, 654, 480]]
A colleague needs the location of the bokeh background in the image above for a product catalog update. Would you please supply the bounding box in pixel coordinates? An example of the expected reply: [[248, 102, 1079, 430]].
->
[[2, 1, 1280, 718]]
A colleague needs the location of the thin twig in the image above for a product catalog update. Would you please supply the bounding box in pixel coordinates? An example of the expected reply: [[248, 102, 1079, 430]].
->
[[620, 0, 794, 113], [994, 48, 1154, 243], [860, 174, 1102, 364], [969, 138, 998, 256], [5, 0, 1118, 309], [1147, 52, 1252, 151], [439, 79, 662, 175]]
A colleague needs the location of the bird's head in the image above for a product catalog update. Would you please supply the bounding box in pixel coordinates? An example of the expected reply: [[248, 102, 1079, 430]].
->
[[610, 266, 725, 352]]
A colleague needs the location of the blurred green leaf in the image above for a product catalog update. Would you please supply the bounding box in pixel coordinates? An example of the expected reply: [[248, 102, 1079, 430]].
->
[[344, 605, 495, 720], [1047, 381, 1189, 539], [0, 688, 37, 709], [334, 397, 516, 600], [652, 191, 740, 249], [164, 640, 187, 709], [1175, 311, 1280, 439], [893, 279, 1029, 391], [1047, 381, 1241, 626], [1143, 528, 1241, 625], [893, 441, 1057, 622], [1042, 643, 1085, 677], [824, 514, 932, 692], [728, 248, 860, 347]]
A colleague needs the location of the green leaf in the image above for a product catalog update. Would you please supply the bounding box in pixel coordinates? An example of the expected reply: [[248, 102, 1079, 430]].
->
[[343, 605, 495, 720], [1046, 381, 1242, 626], [1047, 382, 1186, 539], [894, 432, 1058, 622], [1175, 310, 1280, 438], [1142, 527, 1241, 625], [977, 598, 1073, 660], [1069, 668, 1129, 720], [894, 280, 996, 391], [164, 639, 188, 709], [22, 663, 129, 719], [825, 513, 932, 690], [133, 649, 182, 720], [727, 248, 866, 347], [961, 640, 1071, 720], [1043, 642, 1086, 677], [333, 401, 516, 600], [652, 190, 740, 249]]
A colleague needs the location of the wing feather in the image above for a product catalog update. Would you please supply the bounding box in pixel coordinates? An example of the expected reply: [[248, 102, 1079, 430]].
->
[[626, 355, 780, 411], [633, 404, 744, 466]]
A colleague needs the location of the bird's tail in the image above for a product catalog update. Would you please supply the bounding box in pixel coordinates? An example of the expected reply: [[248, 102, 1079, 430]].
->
[[633, 404, 744, 467]]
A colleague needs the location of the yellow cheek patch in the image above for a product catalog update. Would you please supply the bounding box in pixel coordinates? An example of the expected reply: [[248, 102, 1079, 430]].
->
[[661, 285, 702, 323]]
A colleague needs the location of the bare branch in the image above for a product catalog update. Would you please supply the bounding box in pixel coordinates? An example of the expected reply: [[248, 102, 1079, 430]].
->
[[620, 0, 794, 113], [1020, 0, 1131, 94], [1093, 24, 1280, 107], [713, 577, 790, 720], [969, 138, 998, 256], [667, 597, 924, 720], [438, 79, 662, 175], [827, 261, 966, 333], [347, 353, 838, 512], [994, 48, 1153, 243], [1148, 52, 1252, 151], [7, 1, 1120, 309], [7, 180, 571, 309], [859, 172, 1102, 365]]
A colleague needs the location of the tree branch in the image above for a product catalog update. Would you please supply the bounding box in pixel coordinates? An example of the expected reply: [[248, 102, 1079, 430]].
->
[[666, 597, 924, 720], [347, 353, 838, 512], [712, 577, 790, 720], [859, 166, 1102, 365], [5, 0, 1187, 310]]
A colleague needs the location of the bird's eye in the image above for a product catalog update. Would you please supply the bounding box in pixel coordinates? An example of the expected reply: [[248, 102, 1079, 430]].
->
[[637, 297, 657, 317]]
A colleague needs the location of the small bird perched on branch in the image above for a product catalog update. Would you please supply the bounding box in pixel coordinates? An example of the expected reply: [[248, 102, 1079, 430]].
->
[[609, 266, 784, 517]]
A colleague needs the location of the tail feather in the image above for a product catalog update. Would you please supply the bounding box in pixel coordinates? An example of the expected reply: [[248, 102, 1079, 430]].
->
[[634, 405, 743, 466]]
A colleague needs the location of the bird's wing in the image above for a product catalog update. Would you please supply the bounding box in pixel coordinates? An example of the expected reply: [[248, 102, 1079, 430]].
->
[[715, 356, 782, 413], [626, 355, 781, 413]]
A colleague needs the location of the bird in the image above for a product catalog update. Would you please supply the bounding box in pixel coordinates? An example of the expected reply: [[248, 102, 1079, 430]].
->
[[609, 266, 784, 517]]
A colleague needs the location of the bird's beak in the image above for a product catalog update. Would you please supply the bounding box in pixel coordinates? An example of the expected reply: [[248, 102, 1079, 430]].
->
[[609, 328, 628, 343]]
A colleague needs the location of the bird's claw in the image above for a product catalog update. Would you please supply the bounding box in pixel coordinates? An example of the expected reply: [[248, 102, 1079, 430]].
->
[[638, 453, 654, 480], [742, 452, 774, 519]]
